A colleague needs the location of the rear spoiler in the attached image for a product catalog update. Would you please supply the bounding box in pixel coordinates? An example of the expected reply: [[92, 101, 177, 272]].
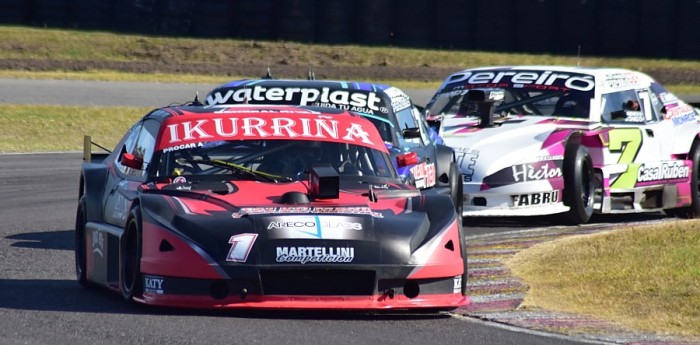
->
[[83, 135, 111, 163]]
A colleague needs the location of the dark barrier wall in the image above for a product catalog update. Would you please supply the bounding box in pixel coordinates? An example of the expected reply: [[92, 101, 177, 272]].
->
[[1, 0, 698, 59]]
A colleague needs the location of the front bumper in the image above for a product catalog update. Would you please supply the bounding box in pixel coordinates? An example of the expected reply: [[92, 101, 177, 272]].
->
[[136, 274, 468, 311]]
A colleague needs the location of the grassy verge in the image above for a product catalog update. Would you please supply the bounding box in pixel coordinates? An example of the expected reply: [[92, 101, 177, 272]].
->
[[507, 220, 700, 336], [0, 70, 442, 91], [0, 104, 149, 153], [3, 25, 700, 94], [4, 26, 700, 70]]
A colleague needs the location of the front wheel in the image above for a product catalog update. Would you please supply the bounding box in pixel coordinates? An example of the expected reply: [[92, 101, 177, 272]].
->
[[562, 144, 595, 224], [448, 162, 464, 217], [121, 206, 143, 301], [75, 196, 89, 287], [457, 220, 468, 296]]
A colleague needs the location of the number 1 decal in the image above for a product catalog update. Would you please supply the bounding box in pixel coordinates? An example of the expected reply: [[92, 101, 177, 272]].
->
[[608, 128, 643, 189], [226, 233, 257, 262]]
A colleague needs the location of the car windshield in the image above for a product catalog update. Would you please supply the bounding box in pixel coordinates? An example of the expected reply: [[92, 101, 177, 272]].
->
[[427, 88, 594, 119], [156, 139, 395, 182]]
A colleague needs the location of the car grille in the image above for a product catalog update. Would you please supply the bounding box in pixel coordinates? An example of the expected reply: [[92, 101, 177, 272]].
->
[[260, 269, 375, 295]]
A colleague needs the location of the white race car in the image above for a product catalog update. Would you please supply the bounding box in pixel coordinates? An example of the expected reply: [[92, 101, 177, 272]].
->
[[425, 66, 700, 224]]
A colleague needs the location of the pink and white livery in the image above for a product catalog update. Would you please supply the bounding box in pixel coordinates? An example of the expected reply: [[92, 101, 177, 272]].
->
[[425, 65, 700, 224]]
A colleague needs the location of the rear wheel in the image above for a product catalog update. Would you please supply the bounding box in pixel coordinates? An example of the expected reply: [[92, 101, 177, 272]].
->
[[666, 142, 700, 218], [562, 144, 595, 224], [448, 162, 464, 217], [457, 221, 468, 296], [121, 206, 143, 301], [75, 196, 89, 287]]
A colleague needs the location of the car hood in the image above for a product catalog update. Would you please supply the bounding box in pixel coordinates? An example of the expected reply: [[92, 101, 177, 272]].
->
[[139, 178, 455, 267]]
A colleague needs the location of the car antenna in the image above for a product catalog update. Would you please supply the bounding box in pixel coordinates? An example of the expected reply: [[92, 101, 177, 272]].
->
[[262, 67, 273, 79], [192, 91, 202, 106], [191, 75, 202, 106], [576, 45, 582, 67]]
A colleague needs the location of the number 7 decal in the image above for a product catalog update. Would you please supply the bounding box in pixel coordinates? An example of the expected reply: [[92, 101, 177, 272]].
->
[[608, 128, 643, 189]]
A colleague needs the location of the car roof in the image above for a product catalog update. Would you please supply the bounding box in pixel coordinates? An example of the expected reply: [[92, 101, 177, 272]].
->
[[153, 104, 388, 153], [440, 65, 656, 94], [212, 79, 393, 92], [204, 79, 415, 120]]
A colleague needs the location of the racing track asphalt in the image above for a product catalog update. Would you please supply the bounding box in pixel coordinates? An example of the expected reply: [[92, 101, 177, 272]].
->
[[1, 79, 698, 345], [0, 152, 592, 345]]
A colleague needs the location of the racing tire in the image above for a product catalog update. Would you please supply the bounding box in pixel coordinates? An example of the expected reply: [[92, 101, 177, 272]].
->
[[75, 196, 89, 288], [457, 219, 468, 296], [562, 144, 595, 224], [120, 206, 143, 301], [448, 162, 464, 217], [666, 142, 700, 218]]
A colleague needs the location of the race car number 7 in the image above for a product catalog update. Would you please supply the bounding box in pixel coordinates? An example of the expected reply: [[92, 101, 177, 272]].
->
[[608, 128, 643, 188]]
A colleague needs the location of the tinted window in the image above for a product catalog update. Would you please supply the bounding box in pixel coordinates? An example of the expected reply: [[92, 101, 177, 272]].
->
[[601, 90, 645, 124], [116, 119, 159, 178]]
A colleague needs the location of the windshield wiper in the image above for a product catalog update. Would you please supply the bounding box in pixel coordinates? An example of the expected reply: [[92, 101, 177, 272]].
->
[[192, 158, 292, 183]]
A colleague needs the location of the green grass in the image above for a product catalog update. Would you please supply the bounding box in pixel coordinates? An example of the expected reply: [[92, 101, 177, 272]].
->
[[3, 25, 700, 93], [0, 104, 149, 153], [507, 220, 700, 336], [3, 25, 700, 69]]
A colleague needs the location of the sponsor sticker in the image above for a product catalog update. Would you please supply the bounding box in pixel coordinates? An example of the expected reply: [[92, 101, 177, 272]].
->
[[637, 161, 690, 184], [453, 276, 463, 294], [266, 215, 364, 239], [446, 70, 595, 92], [511, 162, 563, 182], [456, 148, 479, 183], [232, 206, 384, 218], [603, 72, 641, 89], [275, 246, 355, 264], [383, 87, 412, 112], [157, 112, 389, 154], [144, 275, 165, 294], [410, 162, 436, 189], [511, 191, 560, 207], [163, 142, 204, 153], [206, 86, 385, 113]]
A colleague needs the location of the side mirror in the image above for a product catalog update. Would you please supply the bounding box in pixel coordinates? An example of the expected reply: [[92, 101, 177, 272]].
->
[[610, 110, 627, 121], [121, 153, 144, 170], [396, 151, 419, 168], [402, 127, 421, 139], [426, 115, 442, 133]]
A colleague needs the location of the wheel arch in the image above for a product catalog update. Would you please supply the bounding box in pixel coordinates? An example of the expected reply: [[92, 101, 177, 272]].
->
[[434, 144, 456, 185], [672, 126, 700, 157], [80, 164, 109, 222]]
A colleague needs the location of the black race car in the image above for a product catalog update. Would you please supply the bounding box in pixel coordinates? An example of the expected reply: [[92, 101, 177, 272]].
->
[[75, 104, 468, 311], [205, 79, 463, 215]]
